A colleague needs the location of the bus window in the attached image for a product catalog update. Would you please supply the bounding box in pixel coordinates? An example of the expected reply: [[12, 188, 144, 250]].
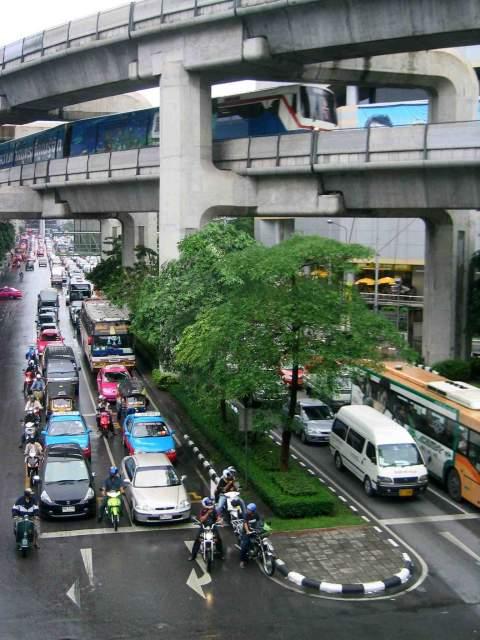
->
[[468, 431, 480, 471]]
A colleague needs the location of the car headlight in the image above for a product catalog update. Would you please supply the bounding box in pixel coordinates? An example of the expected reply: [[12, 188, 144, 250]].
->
[[135, 504, 151, 511], [179, 499, 190, 509], [419, 474, 429, 483], [40, 490, 54, 504], [377, 476, 393, 484], [83, 487, 95, 501]]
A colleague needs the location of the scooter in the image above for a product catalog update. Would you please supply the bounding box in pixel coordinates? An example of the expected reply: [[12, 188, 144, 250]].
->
[[14, 515, 35, 557], [106, 490, 122, 531], [97, 409, 114, 437]]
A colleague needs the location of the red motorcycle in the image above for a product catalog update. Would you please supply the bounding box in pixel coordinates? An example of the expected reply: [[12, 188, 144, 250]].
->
[[23, 370, 34, 396], [97, 409, 114, 437]]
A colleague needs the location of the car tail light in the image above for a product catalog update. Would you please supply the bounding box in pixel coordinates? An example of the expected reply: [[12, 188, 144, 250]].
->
[[82, 446, 91, 457]]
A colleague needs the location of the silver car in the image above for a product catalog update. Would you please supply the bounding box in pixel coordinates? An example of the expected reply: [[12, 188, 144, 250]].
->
[[291, 398, 335, 444], [121, 453, 191, 523]]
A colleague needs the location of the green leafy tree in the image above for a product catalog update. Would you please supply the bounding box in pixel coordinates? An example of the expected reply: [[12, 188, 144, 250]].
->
[[176, 235, 409, 470], [0, 222, 15, 259]]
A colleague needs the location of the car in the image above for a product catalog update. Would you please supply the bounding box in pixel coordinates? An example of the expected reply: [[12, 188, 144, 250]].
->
[[122, 411, 177, 460], [38, 258, 47, 267], [69, 300, 83, 326], [286, 397, 335, 444], [25, 259, 35, 271], [97, 365, 131, 402], [0, 286, 22, 299], [36, 311, 58, 333], [35, 444, 96, 519], [37, 328, 64, 354], [41, 412, 92, 459], [121, 453, 190, 524], [280, 365, 305, 387]]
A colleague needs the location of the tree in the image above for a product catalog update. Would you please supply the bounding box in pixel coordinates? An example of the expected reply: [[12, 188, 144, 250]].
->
[[176, 235, 409, 470]]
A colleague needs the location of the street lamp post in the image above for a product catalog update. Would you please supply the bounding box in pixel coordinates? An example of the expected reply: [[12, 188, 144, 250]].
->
[[327, 219, 348, 243]]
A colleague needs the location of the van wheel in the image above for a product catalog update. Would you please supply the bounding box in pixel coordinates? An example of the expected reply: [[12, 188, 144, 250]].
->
[[363, 476, 374, 497], [447, 468, 462, 502], [334, 452, 344, 471]]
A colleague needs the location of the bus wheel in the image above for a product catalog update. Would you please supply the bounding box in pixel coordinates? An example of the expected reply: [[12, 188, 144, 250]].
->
[[447, 469, 462, 502]]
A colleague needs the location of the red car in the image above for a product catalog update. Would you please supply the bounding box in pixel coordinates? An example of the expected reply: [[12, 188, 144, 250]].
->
[[280, 366, 305, 387], [37, 328, 64, 354], [0, 286, 22, 300], [97, 365, 131, 402]]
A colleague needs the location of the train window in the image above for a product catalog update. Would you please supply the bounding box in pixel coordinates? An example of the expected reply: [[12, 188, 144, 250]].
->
[[96, 110, 150, 153], [302, 87, 337, 125], [70, 120, 99, 156]]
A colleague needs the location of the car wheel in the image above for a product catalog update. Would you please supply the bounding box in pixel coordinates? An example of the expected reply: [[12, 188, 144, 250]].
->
[[300, 431, 308, 444], [447, 468, 462, 502], [363, 476, 375, 497], [334, 452, 344, 471]]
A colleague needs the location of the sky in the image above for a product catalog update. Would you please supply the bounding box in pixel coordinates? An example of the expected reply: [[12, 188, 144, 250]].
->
[[0, 0, 257, 107]]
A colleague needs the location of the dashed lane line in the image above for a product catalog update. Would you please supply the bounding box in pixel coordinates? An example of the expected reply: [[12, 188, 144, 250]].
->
[[380, 513, 480, 526]]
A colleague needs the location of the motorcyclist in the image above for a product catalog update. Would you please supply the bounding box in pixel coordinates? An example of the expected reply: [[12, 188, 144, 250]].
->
[[19, 270, 24, 282], [239, 503, 263, 568], [98, 466, 125, 523], [24, 439, 43, 460], [19, 418, 39, 448], [12, 488, 40, 548], [25, 359, 37, 376], [25, 345, 38, 366], [24, 395, 43, 414], [96, 396, 114, 434], [214, 466, 237, 515], [189, 497, 224, 561], [30, 374, 45, 401]]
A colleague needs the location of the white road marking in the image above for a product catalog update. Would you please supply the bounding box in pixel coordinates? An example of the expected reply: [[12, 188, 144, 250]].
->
[[388, 538, 399, 548], [80, 547, 94, 586], [349, 505, 358, 512], [439, 531, 480, 564], [299, 461, 306, 467], [307, 469, 315, 475], [361, 515, 370, 522], [184, 540, 212, 599], [427, 485, 470, 515], [66, 579, 80, 608], [328, 486, 336, 493], [338, 496, 347, 503], [41, 522, 196, 539], [380, 513, 480, 526], [374, 526, 382, 533], [291, 454, 298, 460]]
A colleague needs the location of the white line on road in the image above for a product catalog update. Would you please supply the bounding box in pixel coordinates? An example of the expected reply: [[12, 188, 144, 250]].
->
[[387, 538, 399, 548], [439, 531, 480, 564], [338, 496, 347, 503], [426, 485, 470, 515], [349, 505, 358, 512], [80, 548, 94, 586], [41, 522, 196, 540], [361, 515, 370, 522], [66, 579, 80, 608], [307, 469, 315, 476], [374, 526, 382, 533], [380, 513, 480, 526]]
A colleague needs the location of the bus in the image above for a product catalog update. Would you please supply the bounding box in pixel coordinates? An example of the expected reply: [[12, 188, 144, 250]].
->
[[352, 361, 480, 508], [79, 299, 135, 371], [67, 279, 93, 304]]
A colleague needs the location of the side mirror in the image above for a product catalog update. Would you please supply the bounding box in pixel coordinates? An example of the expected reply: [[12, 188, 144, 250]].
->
[[91, 472, 96, 478], [181, 475, 187, 482], [123, 478, 131, 485]]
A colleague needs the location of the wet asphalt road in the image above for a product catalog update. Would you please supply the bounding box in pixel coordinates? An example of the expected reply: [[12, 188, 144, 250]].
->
[[0, 265, 479, 640]]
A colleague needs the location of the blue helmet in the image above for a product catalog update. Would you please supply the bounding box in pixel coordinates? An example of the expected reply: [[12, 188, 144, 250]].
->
[[109, 466, 118, 475], [202, 497, 214, 508], [246, 503, 257, 512]]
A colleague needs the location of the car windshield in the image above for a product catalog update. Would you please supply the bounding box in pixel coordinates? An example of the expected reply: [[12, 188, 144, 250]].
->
[[127, 395, 145, 406], [303, 406, 333, 420], [48, 362, 75, 374], [134, 466, 180, 488], [104, 371, 128, 383], [377, 443, 423, 467], [48, 420, 85, 436], [43, 333, 60, 342], [132, 422, 169, 438], [45, 459, 89, 483]]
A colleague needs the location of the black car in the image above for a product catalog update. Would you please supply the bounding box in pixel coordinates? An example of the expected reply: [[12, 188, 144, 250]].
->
[[43, 345, 80, 394], [35, 444, 96, 519]]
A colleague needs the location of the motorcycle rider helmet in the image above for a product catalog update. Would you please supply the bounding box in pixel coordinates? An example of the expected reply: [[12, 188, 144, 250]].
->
[[28, 359, 35, 367], [201, 497, 214, 508], [222, 468, 233, 480], [246, 503, 257, 512], [109, 466, 118, 475], [98, 395, 105, 401], [227, 466, 237, 477], [36, 373, 41, 379], [24, 488, 33, 497]]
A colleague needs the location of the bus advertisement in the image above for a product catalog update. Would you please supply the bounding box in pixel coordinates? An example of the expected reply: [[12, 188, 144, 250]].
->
[[353, 361, 480, 508], [79, 299, 135, 371]]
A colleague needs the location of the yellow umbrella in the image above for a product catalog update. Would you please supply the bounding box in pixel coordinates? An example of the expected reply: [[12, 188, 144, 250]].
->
[[377, 276, 396, 285], [354, 277, 375, 286], [311, 268, 329, 278]]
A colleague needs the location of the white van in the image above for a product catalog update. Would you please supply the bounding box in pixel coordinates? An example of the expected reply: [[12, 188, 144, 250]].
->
[[329, 405, 428, 498]]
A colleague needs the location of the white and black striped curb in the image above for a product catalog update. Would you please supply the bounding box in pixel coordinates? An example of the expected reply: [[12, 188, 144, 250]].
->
[[183, 434, 220, 485], [274, 553, 414, 596]]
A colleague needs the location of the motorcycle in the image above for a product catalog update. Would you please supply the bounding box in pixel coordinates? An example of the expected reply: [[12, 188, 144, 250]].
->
[[192, 518, 223, 573], [25, 452, 40, 488], [21, 421, 38, 448], [245, 524, 276, 576], [23, 370, 34, 395], [14, 515, 35, 557], [105, 490, 122, 531], [97, 409, 114, 437]]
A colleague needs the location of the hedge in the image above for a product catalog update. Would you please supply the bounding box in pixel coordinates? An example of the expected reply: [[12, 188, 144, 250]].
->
[[172, 385, 336, 519], [431, 359, 471, 381]]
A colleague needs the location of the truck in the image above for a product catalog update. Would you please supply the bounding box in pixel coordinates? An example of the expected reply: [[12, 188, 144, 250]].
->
[[50, 266, 64, 287], [79, 299, 135, 371]]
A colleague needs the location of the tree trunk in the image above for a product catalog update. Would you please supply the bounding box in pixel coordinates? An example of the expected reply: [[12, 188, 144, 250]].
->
[[220, 398, 227, 423], [280, 361, 300, 471]]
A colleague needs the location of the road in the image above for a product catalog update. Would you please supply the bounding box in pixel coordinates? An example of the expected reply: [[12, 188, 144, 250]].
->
[[0, 265, 478, 640]]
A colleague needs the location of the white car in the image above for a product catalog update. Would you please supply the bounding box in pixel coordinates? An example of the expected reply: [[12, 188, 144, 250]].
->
[[121, 453, 191, 524]]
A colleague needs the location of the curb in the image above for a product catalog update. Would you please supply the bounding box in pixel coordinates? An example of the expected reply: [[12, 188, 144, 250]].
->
[[183, 434, 414, 597]]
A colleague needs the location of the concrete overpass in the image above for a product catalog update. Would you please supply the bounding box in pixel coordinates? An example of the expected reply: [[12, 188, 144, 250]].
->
[[0, 0, 480, 119]]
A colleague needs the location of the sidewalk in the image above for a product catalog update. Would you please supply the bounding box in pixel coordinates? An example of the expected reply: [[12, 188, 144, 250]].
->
[[138, 367, 414, 597]]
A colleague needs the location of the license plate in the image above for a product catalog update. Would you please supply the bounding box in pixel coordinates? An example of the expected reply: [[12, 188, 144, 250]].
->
[[62, 506, 75, 513], [159, 514, 172, 520], [399, 488, 413, 497]]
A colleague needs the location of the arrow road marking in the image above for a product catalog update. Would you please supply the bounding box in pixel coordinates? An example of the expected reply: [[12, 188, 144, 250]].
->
[[184, 540, 212, 599], [440, 531, 480, 564], [81, 547, 94, 586], [66, 579, 80, 608]]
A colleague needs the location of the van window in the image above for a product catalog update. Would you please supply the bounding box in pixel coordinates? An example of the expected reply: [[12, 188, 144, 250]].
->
[[346, 428, 365, 453], [332, 419, 348, 440], [366, 442, 376, 463]]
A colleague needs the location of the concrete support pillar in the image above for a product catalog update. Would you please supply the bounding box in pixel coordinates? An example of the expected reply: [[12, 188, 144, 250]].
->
[[254, 219, 295, 247], [158, 60, 255, 264], [117, 213, 136, 268], [422, 211, 474, 365]]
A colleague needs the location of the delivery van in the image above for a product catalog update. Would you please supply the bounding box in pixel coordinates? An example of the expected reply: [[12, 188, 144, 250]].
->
[[329, 405, 428, 498]]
